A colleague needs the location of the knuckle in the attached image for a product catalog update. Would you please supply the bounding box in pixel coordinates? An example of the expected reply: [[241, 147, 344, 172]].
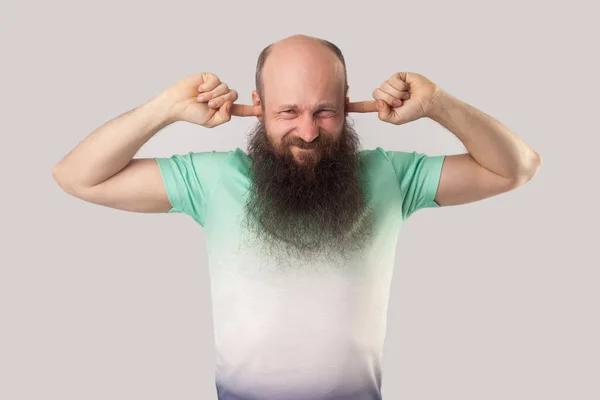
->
[[212, 85, 224, 94], [204, 72, 218, 82], [214, 83, 226, 94]]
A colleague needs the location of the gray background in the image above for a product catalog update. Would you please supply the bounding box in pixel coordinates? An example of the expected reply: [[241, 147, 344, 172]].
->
[[2, 0, 598, 399]]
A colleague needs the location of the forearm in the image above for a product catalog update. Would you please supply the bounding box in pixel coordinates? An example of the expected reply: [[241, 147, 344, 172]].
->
[[426, 89, 542, 181], [53, 92, 176, 189]]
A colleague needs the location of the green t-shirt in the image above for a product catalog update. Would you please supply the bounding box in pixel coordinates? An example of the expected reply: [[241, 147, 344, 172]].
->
[[155, 147, 445, 400]]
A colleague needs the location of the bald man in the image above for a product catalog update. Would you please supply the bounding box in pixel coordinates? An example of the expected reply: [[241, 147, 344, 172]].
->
[[53, 34, 541, 400]]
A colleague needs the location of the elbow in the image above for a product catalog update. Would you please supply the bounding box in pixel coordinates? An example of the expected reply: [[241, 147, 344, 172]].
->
[[52, 163, 78, 195], [52, 163, 64, 187], [511, 151, 543, 186], [528, 151, 543, 178], [52, 165, 68, 192], [51, 163, 61, 180], [52, 163, 66, 185]]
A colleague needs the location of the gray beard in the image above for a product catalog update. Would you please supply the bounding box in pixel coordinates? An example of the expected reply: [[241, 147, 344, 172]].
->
[[240, 118, 375, 267]]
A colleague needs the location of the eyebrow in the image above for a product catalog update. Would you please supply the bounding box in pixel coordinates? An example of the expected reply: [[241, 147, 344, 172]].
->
[[278, 103, 339, 110]]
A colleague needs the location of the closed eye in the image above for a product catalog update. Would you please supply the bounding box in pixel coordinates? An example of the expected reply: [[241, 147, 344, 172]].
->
[[316, 110, 336, 117], [279, 109, 336, 116]]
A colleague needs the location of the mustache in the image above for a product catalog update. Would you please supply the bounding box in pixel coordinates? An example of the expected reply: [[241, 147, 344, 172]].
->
[[291, 141, 316, 149], [283, 133, 335, 150]]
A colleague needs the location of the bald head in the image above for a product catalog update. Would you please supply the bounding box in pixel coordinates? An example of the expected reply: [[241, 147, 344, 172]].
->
[[254, 35, 349, 105]]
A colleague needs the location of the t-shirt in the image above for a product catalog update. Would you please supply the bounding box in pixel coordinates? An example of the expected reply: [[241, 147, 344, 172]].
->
[[155, 147, 445, 400]]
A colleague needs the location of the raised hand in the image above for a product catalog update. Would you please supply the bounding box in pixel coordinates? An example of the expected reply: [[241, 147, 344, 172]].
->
[[162, 72, 261, 128], [371, 72, 440, 125]]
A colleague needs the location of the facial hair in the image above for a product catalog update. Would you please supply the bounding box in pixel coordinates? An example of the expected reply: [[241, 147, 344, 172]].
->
[[240, 117, 375, 266]]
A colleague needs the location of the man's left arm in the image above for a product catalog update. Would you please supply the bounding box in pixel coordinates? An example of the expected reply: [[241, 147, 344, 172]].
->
[[426, 88, 542, 206], [349, 71, 543, 207]]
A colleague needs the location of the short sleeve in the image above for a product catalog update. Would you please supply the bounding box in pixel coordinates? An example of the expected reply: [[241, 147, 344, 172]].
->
[[154, 150, 231, 226], [382, 149, 446, 220]]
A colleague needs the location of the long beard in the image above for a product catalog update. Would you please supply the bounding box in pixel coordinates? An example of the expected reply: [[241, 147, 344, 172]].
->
[[240, 118, 375, 266]]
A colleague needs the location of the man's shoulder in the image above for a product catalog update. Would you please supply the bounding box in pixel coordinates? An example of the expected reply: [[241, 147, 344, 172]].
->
[[359, 147, 385, 157], [187, 147, 249, 168], [171, 148, 250, 183], [358, 146, 393, 167], [359, 147, 425, 169]]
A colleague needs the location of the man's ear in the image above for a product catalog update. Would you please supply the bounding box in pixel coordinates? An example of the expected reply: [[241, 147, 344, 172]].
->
[[252, 90, 263, 122]]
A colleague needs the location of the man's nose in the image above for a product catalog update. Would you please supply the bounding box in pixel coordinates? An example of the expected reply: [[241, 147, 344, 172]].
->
[[296, 115, 320, 143]]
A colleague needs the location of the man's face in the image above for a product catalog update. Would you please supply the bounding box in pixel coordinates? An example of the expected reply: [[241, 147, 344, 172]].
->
[[253, 48, 348, 167]]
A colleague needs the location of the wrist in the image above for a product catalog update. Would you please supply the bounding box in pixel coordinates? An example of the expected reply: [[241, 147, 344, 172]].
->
[[425, 86, 452, 122], [148, 90, 180, 126]]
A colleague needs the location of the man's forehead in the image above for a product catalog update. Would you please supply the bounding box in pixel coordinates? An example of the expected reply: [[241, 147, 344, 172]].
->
[[263, 70, 341, 89], [260, 48, 346, 109], [262, 50, 344, 87], [261, 71, 345, 108]]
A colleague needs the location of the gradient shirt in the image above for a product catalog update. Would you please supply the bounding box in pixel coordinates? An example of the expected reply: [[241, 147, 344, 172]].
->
[[155, 147, 445, 400]]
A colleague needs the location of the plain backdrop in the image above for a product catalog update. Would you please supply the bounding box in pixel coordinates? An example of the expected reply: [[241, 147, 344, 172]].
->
[[1, 0, 598, 399]]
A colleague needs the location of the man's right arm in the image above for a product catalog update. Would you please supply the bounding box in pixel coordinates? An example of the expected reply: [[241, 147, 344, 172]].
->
[[52, 92, 177, 213], [52, 72, 247, 214]]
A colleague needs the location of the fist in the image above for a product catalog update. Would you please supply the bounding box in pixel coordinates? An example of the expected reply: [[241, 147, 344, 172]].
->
[[168, 72, 239, 128], [163, 72, 243, 128], [373, 72, 440, 125]]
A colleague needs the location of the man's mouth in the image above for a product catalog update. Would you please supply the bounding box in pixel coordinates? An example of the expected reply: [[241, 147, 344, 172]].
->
[[294, 143, 317, 150]]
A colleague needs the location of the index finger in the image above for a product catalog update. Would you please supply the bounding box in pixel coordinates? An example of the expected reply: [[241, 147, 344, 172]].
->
[[231, 104, 262, 117], [347, 101, 377, 113]]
